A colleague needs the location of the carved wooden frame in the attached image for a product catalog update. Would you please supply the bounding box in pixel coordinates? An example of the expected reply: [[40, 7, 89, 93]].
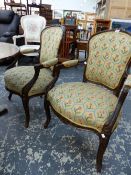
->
[[5, 26, 64, 128], [44, 30, 131, 172]]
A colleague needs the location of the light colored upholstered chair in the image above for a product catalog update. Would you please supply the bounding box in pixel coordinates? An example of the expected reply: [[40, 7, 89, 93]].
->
[[13, 15, 46, 56], [4, 26, 63, 128], [44, 30, 131, 172]]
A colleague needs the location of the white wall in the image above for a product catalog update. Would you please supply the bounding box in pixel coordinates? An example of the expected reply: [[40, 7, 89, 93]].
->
[[0, 0, 97, 12], [43, 0, 97, 12]]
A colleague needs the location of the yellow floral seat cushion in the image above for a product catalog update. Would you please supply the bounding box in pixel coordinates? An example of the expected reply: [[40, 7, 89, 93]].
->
[[48, 82, 118, 133], [4, 66, 53, 96]]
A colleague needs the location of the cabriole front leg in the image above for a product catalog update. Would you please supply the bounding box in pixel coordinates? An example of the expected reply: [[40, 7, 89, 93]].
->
[[96, 134, 110, 172], [22, 96, 30, 128], [44, 97, 51, 129]]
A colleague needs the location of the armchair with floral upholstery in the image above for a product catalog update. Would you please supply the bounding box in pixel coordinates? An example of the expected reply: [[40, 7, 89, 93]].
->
[[4, 26, 64, 128], [13, 15, 46, 56], [44, 30, 131, 172]]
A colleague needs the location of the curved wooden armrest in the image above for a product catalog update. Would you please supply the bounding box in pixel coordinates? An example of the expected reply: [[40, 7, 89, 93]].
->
[[34, 58, 58, 71], [27, 59, 79, 94], [22, 61, 59, 95], [102, 75, 131, 135], [22, 65, 41, 96], [52, 59, 79, 77], [34, 64, 44, 70]]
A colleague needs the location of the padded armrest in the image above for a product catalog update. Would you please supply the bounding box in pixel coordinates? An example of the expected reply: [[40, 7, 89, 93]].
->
[[62, 60, 78, 67], [42, 58, 58, 67], [124, 75, 131, 88], [34, 58, 58, 70], [13, 34, 25, 39], [20, 47, 38, 54]]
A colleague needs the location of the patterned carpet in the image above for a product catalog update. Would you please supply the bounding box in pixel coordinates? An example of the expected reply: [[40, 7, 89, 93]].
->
[[0, 65, 131, 175]]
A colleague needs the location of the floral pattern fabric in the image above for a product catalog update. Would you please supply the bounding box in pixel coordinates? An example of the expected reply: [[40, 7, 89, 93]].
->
[[40, 27, 63, 63], [48, 82, 118, 133], [85, 32, 131, 89], [4, 66, 53, 96], [4, 27, 63, 97]]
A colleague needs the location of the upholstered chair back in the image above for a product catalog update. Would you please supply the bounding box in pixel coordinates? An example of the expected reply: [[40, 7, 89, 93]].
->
[[21, 15, 46, 44], [85, 31, 131, 90], [39, 27, 63, 63]]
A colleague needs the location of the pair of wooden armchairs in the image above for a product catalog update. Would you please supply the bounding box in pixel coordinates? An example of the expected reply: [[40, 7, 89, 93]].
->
[[4, 28, 131, 172]]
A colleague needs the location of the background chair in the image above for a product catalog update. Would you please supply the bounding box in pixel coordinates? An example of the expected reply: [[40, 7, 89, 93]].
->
[[76, 40, 88, 60], [4, 26, 63, 128], [76, 25, 90, 61], [44, 30, 131, 172], [0, 10, 20, 43], [13, 15, 46, 56]]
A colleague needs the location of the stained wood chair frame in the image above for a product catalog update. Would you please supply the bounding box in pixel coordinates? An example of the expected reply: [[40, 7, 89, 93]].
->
[[44, 30, 131, 172], [5, 26, 64, 128]]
